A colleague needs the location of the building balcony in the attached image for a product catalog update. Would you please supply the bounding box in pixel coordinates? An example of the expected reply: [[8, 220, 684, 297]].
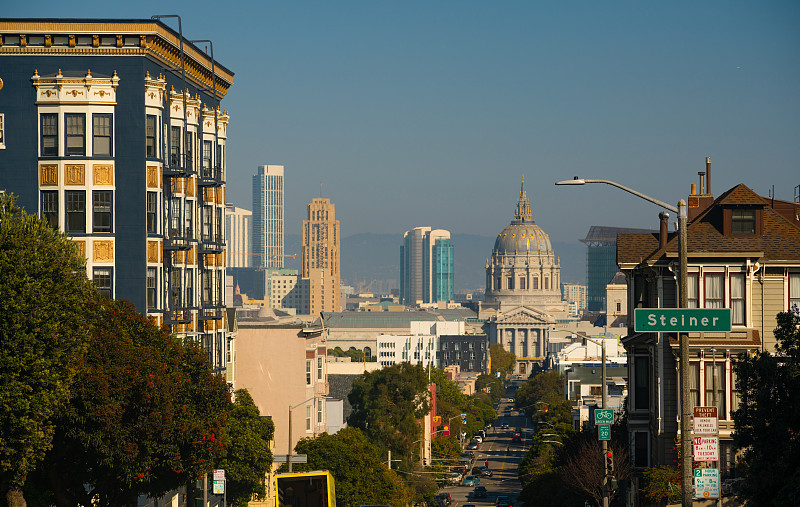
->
[[198, 165, 224, 187]]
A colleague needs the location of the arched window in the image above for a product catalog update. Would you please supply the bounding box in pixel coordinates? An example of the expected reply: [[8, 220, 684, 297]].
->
[[364, 346, 372, 359]]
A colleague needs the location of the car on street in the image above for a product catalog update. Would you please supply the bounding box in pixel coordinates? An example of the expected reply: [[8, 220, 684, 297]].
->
[[462, 474, 480, 487], [473, 435, 483, 443], [463, 505, 476, 507], [501, 423, 509, 430], [461, 451, 475, 459], [466, 441, 479, 450], [495, 495, 511, 506], [472, 486, 488, 498], [477, 466, 493, 477]]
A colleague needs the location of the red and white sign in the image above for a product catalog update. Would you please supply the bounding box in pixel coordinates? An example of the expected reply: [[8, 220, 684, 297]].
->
[[693, 436, 719, 461], [693, 406, 718, 435], [694, 417, 718, 435], [213, 469, 226, 481]]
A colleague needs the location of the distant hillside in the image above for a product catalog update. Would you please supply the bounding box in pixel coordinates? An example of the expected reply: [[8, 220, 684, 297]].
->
[[283, 233, 586, 294]]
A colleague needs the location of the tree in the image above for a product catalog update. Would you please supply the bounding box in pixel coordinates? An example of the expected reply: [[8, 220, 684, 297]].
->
[[34, 299, 230, 506], [286, 428, 410, 507], [515, 371, 572, 425], [558, 426, 631, 505], [475, 373, 504, 401], [489, 343, 516, 376], [733, 307, 800, 506], [347, 363, 430, 464], [0, 194, 97, 507], [217, 389, 274, 507]]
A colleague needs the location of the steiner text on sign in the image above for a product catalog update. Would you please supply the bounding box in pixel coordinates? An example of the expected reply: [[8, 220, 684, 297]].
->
[[693, 436, 719, 461], [634, 308, 732, 333]]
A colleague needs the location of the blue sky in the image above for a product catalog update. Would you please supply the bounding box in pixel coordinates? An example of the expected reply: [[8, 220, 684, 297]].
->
[[6, 1, 799, 247]]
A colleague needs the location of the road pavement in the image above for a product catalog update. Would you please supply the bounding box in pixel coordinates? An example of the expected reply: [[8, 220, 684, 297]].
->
[[438, 398, 531, 506]]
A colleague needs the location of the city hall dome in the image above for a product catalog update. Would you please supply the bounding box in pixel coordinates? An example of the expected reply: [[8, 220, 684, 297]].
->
[[484, 177, 563, 307]]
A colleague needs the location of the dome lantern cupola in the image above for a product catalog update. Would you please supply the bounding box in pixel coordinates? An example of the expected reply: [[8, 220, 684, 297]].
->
[[514, 175, 532, 223]]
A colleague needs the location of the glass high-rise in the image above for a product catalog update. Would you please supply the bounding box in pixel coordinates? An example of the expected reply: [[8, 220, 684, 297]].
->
[[252, 165, 284, 269], [401, 227, 454, 305]]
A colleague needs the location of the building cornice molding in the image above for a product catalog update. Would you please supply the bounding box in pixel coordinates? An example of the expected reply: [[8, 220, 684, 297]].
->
[[0, 20, 233, 99]]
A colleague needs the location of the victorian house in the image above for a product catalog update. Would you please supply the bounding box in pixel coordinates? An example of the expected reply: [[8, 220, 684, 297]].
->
[[617, 176, 800, 499]]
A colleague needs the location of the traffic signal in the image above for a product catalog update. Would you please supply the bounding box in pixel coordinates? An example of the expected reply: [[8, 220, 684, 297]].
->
[[606, 450, 614, 475]]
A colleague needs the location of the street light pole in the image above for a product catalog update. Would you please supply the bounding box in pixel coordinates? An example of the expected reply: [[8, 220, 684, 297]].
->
[[583, 335, 608, 507], [556, 178, 692, 506], [288, 396, 316, 472]]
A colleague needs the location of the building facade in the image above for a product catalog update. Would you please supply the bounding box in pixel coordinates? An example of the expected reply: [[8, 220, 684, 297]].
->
[[233, 316, 328, 506], [400, 227, 454, 305], [580, 225, 654, 312], [482, 177, 569, 375], [302, 198, 340, 313], [225, 204, 251, 268], [252, 164, 284, 269], [561, 282, 588, 316], [438, 334, 489, 373], [0, 19, 233, 374], [617, 180, 800, 500]]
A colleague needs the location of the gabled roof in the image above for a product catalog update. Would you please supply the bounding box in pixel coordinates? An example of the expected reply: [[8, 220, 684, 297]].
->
[[617, 183, 800, 266]]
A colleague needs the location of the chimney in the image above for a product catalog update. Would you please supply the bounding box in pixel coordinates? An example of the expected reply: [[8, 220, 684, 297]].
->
[[698, 172, 705, 195], [659, 212, 670, 250], [706, 157, 711, 195], [691, 183, 697, 195]]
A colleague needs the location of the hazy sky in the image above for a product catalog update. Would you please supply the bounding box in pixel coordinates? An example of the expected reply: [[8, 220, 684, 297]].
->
[[7, 1, 799, 247]]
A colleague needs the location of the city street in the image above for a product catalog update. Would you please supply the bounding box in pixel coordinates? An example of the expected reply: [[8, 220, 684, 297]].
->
[[438, 398, 530, 506]]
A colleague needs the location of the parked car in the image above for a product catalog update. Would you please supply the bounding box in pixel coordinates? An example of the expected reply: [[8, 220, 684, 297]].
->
[[495, 496, 511, 506], [473, 435, 483, 443], [462, 475, 480, 487], [478, 466, 493, 477], [466, 441, 479, 450], [472, 486, 488, 498], [461, 450, 475, 459], [501, 423, 509, 430]]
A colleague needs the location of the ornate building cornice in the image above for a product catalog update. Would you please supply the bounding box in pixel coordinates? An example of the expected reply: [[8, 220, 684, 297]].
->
[[0, 20, 233, 99]]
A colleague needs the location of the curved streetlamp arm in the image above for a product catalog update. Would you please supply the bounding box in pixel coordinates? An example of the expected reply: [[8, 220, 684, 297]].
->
[[555, 178, 679, 215]]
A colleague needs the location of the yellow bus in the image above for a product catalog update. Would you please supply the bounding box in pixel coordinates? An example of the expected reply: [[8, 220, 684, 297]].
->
[[275, 470, 336, 507]]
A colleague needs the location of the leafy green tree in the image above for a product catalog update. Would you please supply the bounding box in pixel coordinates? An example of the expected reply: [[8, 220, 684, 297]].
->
[[348, 363, 430, 464], [34, 299, 230, 506], [286, 428, 410, 507], [217, 389, 274, 507], [489, 343, 516, 376], [0, 194, 97, 507], [640, 465, 681, 504], [734, 307, 800, 506], [475, 373, 504, 401], [515, 371, 572, 425]]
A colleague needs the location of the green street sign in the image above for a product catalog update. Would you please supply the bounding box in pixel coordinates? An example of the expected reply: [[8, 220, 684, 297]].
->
[[598, 425, 611, 441], [594, 409, 614, 425], [634, 308, 732, 333]]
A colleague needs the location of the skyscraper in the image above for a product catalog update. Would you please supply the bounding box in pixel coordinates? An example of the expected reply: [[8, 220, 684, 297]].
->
[[225, 204, 252, 268], [302, 198, 340, 313], [580, 226, 654, 312], [252, 165, 284, 269], [400, 227, 454, 305]]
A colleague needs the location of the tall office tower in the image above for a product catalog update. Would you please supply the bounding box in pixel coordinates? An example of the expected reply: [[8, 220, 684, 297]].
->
[[580, 226, 654, 312], [0, 19, 233, 375], [252, 165, 284, 269], [225, 205, 252, 268], [302, 198, 340, 313], [400, 227, 453, 305]]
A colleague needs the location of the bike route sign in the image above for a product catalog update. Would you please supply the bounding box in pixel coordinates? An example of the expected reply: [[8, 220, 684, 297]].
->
[[593, 409, 614, 425]]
